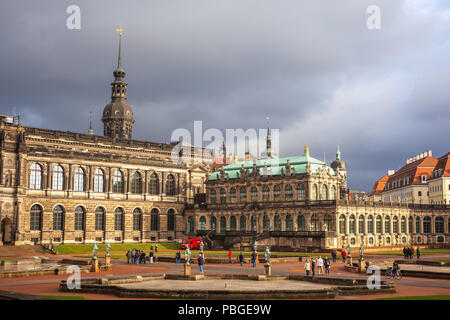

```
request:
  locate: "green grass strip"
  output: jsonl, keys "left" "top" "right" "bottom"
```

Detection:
{"left": 374, "top": 295, "right": 450, "bottom": 300}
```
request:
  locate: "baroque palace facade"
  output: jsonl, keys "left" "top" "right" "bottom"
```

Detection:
{"left": 0, "top": 33, "right": 211, "bottom": 246}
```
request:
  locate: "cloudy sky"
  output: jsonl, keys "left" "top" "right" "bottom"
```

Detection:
{"left": 0, "top": 0, "right": 449, "bottom": 191}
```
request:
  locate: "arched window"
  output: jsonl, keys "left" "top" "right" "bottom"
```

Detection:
{"left": 211, "top": 216, "right": 216, "bottom": 230}
{"left": 339, "top": 215, "right": 346, "bottom": 234}
{"left": 437, "top": 236, "right": 444, "bottom": 243}
{"left": 274, "top": 215, "right": 282, "bottom": 231}
{"left": 131, "top": 172, "right": 142, "bottom": 194}
{"left": 167, "top": 209, "right": 175, "bottom": 231}
{"left": 358, "top": 215, "right": 364, "bottom": 234}
{"left": 199, "top": 216, "right": 206, "bottom": 230}
{"left": 311, "top": 184, "right": 318, "bottom": 200}
{"left": 393, "top": 216, "right": 399, "bottom": 234}
{"left": 230, "top": 188, "right": 236, "bottom": 203}
{"left": 30, "top": 163, "right": 42, "bottom": 190}
{"left": 95, "top": 207, "right": 105, "bottom": 231}
{"left": 285, "top": 185, "right": 293, "bottom": 199}
{"left": 416, "top": 217, "right": 421, "bottom": 233}
{"left": 30, "top": 204, "right": 42, "bottom": 230}
{"left": 273, "top": 185, "right": 281, "bottom": 200}
{"left": 298, "top": 215, "right": 306, "bottom": 231}
{"left": 133, "top": 208, "right": 142, "bottom": 231}
{"left": 349, "top": 214, "right": 356, "bottom": 234}
{"left": 376, "top": 216, "right": 382, "bottom": 234}
{"left": 53, "top": 205, "right": 64, "bottom": 230}
{"left": 166, "top": 174, "right": 176, "bottom": 196}
{"left": 423, "top": 216, "right": 431, "bottom": 234}
{"left": 408, "top": 216, "right": 413, "bottom": 234}
{"left": 262, "top": 186, "right": 270, "bottom": 201}
{"left": 251, "top": 187, "right": 258, "bottom": 201}
{"left": 151, "top": 208, "right": 159, "bottom": 231}
{"left": 73, "top": 167, "right": 85, "bottom": 192}
{"left": 324, "top": 214, "right": 332, "bottom": 231}
{"left": 113, "top": 170, "right": 124, "bottom": 193}
{"left": 230, "top": 216, "right": 237, "bottom": 231}
{"left": 187, "top": 216, "right": 194, "bottom": 233}
{"left": 367, "top": 215, "right": 374, "bottom": 234}
{"left": 210, "top": 189, "right": 216, "bottom": 204}
{"left": 311, "top": 215, "right": 319, "bottom": 231}
{"left": 286, "top": 215, "right": 293, "bottom": 231}
{"left": 251, "top": 216, "right": 256, "bottom": 231}
{"left": 321, "top": 185, "right": 328, "bottom": 200}
{"left": 220, "top": 216, "right": 227, "bottom": 233}
{"left": 297, "top": 184, "right": 306, "bottom": 200}
{"left": 220, "top": 188, "right": 226, "bottom": 204}
{"left": 93, "top": 168, "right": 104, "bottom": 193}
{"left": 384, "top": 216, "right": 391, "bottom": 234}
{"left": 435, "top": 217, "right": 444, "bottom": 234}
{"left": 263, "top": 216, "right": 270, "bottom": 231}
{"left": 149, "top": 172, "right": 159, "bottom": 195}
{"left": 52, "top": 166, "right": 64, "bottom": 191}
{"left": 239, "top": 187, "right": 247, "bottom": 202}
{"left": 74, "top": 206, "right": 85, "bottom": 231}
{"left": 240, "top": 216, "right": 246, "bottom": 231}
{"left": 330, "top": 185, "right": 336, "bottom": 200}
{"left": 401, "top": 216, "right": 406, "bottom": 233}
{"left": 114, "top": 207, "right": 124, "bottom": 231}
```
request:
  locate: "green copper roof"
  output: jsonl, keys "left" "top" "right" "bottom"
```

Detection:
{"left": 208, "top": 155, "right": 335, "bottom": 181}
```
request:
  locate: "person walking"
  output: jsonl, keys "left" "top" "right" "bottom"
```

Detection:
{"left": 342, "top": 249, "right": 347, "bottom": 263}
{"left": 416, "top": 247, "right": 420, "bottom": 259}
{"left": 198, "top": 254, "right": 204, "bottom": 274}
{"left": 228, "top": 250, "right": 233, "bottom": 264}
{"left": 317, "top": 256, "right": 324, "bottom": 276}
{"left": 150, "top": 244, "right": 153, "bottom": 252}
{"left": 331, "top": 250, "right": 337, "bottom": 263}
{"left": 403, "top": 247, "right": 407, "bottom": 259}
{"left": 131, "top": 248, "right": 136, "bottom": 262}
{"left": 311, "top": 258, "right": 316, "bottom": 276}
{"left": 126, "top": 250, "right": 131, "bottom": 264}
{"left": 141, "top": 251, "right": 146, "bottom": 264}
{"left": 411, "top": 247, "right": 415, "bottom": 259}
{"left": 149, "top": 250, "right": 154, "bottom": 264}
{"left": 134, "top": 250, "right": 139, "bottom": 264}
{"left": 175, "top": 251, "right": 181, "bottom": 265}
{"left": 155, "top": 244, "right": 158, "bottom": 254}
{"left": 304, "top": 259, "right": 311, "bottom": 276}
{"left": 324, "top": 257, "right": 331, "bottom": 275}
{"left": 251, "top": 251, "right": 257, "bottom": 268}
{"left": 239, "top": 252, "right": 244, "bottom": 266}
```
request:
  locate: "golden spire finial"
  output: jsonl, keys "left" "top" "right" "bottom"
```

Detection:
{"left": 116, "top": 26, "right": 123, "bottom": 36}
{"left": 304, "top": 144, "right": 309, "bottom": 156}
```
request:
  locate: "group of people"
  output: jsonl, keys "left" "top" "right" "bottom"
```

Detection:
{"left": 303, "top": 256, "right": 331, "bottom": 276}
{"left": 403, "top": 247, "right": 420, "bottom": 259}
{"left": 126, "top": 248, "right": 157, "bottom": 264}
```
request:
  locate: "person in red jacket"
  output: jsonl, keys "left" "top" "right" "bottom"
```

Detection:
{"left": 228, "top": 250, "right": 233, "bottom": 264}
{"left": 341, "top": 249, "right": 347, "bottom": 263}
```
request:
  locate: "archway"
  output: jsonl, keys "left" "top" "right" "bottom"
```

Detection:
{"left": 1, "top": 218, "right": 13, "bottom": 244}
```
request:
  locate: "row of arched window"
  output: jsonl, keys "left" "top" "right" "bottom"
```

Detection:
{"left": 187, "top": 214, "right": 333, "bottom": 233}
{"left": 209, "top": 183, "right": 337, "bottom": 204}
{"left": 29, "top": 163, "right": 178, "bottom": 195}
{"left": 29, "top": 204, "right": 176, "bottom": 232}
{"left": 338, "top": 214, "right": 448, "bottom": 235}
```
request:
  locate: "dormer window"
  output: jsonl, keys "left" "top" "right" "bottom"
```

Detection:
{"left": 421, "top": 175, "right": 427, "bottom": 183}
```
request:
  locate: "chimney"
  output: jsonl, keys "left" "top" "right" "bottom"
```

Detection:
{"left": 245, "top": 151, "right": 250, "bottom": 162}
{"left": 388, "top": 170, "right": 395, "bottom": 175}
{"left": 428, "top": 149, "right": 432, "bottom": 157}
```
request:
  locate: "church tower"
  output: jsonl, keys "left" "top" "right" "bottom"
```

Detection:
{"left": 102, "top": 27, "right": 135, "bottom": 139}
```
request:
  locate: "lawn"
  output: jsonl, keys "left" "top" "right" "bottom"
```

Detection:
{"left": 55, "top": 243, "right": 180, "bottom": 254}
{"left": 0, "top": 258, "right": 18, "bottom": 261}
{"left": 374, "top": 295, "right": 450, "bottom": 300}
{"left": 41, "top": 295, "right": 86, "bottom": 300}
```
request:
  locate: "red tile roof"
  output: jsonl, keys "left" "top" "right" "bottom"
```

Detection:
{"left": 429, "top": 152, "right": 450, "bottom": 179}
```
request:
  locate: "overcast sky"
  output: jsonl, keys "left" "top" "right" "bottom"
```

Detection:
{"left": 0, "top": 0, "right": 449, "bottom": 191}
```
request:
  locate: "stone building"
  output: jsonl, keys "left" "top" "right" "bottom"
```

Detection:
{"left": 0, "top": 33, "right": 211, "bottom": 246}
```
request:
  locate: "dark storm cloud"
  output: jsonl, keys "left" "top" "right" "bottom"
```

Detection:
{"left": 0, "top": 0, "right": 449, "bottom": 191}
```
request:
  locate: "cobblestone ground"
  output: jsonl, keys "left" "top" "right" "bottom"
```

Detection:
{"left": 0, "top": 250, "right": 449, "bottom": 300}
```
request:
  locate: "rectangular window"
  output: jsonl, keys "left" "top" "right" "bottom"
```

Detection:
{"left": 418, "top": 191, "right": 422, "bottom": 197}
{"left": 75, "top": 237, "right": 82, "bottom": 242}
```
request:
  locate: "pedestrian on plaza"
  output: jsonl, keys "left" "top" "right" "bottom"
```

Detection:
{"left": 131, "top": 248, "right": 136, "bottom": 261}
{"left": 251, "top": 251, "right": 257, "bottom": 268}
{"left": 324, "top": 257, "right": 331, "bottom": 275}
{"left": 155, "top": 244, "right": 158, "bottom": 254}
{"left": 134, "top": 250, "right": 139, "bottom": 264}
{"left": 198, "top": 254, "right": 204, "bottom": 274}
{"left": 304, "top": 259, "right": 311, "bottom": 276}
{"left": 331, "top": 249, "right": 337, "bottom": 263}
{"left": 311, "top": 258, "right": 316, "bottom": 276}
{"left": 150, "top": 244, "right": 153, "bottom": 252}
{"left": 317, "top": 256, "right": 324, "bottom": 276}
{"left": 408, "top": 247, "right": 413, "bottom": 259}
{"left": 141, "top": 251, "right": 146, "bottom": 264}
{"left": 416, "top": 247, "right": 420, "bottom": 259}
{"left": 175, "top": 251, "right": 181, "bottom": 264}
{"left": 411, "top": 247, "right": 415, "bottom": 259}
{"left": 239, "top": 252, "right": 244, "bottom": 266}
{"left": 126, "top": 250, "right": 131, "bottom": 264}
{"left": 403, "top": 247, "right": 407, "bottom": 259}
{"left": 150, "top": 250, "right": 154, "bottom": 264}
{"left": 228, "top": 250, "right": 233, "bottom": 264}
{"left": 342, "top": 249, "right": 347, "bottom": 263}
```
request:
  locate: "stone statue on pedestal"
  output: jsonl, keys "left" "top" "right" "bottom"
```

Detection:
{"left": 264, "top": 247, "right": 271, "bottom": 266}
{"left": 252, "top": 240, "right": 258, "bottom": 252}
{"left": 359, "top": 244, "right": 364, "bottom": 260}
{"left": 92, "top": 244, "right": 98, "bottom": 260}
{"left": 184, "top": 247, "right": 191, "bottom": 265}
{"left": 199, "top": 240, "right": 204, "bottom": 253}
{"left": 106, "top": 243, "right": 111, "bottom": 257}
